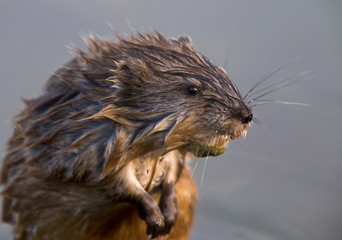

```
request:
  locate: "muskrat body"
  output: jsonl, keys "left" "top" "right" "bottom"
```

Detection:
{"left": 1, "top": 31, "right": 252, "bottom": 239}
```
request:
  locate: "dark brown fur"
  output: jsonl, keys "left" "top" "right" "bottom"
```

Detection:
{"left": 1, "top": 31, "right": 252, "bottom": 239}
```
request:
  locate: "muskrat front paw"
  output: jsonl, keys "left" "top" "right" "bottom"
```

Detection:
{"left": 145, "top": 212, "right": 165, "bottom": 239}
{"left": 136, "top": 195, "right": 165, "bottom": 239}
{"left": 158, "top": 182, "right": 178, "bottom": 235}
{"left": 159, "top": 193, "right": 177, "bottom": 235}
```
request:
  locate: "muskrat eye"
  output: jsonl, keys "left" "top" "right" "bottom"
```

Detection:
{"left": 188, "top": 86, "right": 199, "bottom": 94}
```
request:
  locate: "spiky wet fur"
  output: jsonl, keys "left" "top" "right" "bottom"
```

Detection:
{"left": 1, "top": 31, "right": 252, "bottom": 239}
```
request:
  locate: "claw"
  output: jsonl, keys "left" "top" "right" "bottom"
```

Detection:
{"left": 136, "top": 193, "right": 165, "bottom": 239}
{"left": 146, "top": 216, "right": 165, "bottom": 238}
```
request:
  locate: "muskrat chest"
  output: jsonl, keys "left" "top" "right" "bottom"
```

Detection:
{"left": 133, "top": 151, "right": 185, "bottom": 192}
{"left": 133, "top": 156, "right": 167, "bottom": 191}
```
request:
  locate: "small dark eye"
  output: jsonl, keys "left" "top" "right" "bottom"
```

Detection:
{"left": 188, "top": 86, "right": 199, "bottom": 94}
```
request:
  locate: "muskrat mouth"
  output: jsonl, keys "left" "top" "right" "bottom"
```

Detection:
{"left": 191, "top": 130, "right": 247, "bottom": 157}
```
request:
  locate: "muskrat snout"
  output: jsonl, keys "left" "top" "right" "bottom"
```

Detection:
{"left": 241, "top": 113, "right": 253, "bottom": 124}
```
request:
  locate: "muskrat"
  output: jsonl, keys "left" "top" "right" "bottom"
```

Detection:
{"left": 1, "top": 31, "right": 253, "bottom": 240}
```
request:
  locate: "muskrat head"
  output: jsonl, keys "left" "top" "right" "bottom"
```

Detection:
{"left": 159, "top": 56, "right": 254, "bottom": 157}
{"left": 81, "top": 32, "right": 253, "bottom": 158}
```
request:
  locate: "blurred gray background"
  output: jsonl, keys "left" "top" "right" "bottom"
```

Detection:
{"left": 1, "top": 0, "right": 341, "bottom": 239}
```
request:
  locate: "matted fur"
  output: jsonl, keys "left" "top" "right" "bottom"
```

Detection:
{"left": 1, "top": 31, "right": 252, "bottom": 239}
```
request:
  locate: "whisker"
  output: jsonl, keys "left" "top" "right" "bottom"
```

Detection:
{"left": 251, "top": 115, "right": 264, "bottom": 128}
{"left": 188, "top": 126, "right": 213, "bottom": 187}
{"left": 223, "top": 44, "right": 232, "bottom": 70}
{"left": 244, "top": 64, "right": 290, "bottom": 100}
{"left": 246, "top": 71, "right": 310, "bottom": 100}
{"left": 188, "top": 147, "right": 200, "bottom": 187}
{"left": 200, "top": 126, "right": 224, "bottom": 186}
{"left": 244, "top": 55, "right": 304, "bottom": 100}
{"left": 250, "top": 100, "right": 310, "bottom": 107}
{"left": 198, "top": 130, "right": 215, "bottom": 186}
{"left": 248, "top": 76, "right": 310, "bottom": 103}
{"left": 189, "top": 156, "right": 200, "bottom": 187}
{"left": 200, "top": 149, "right": 210, "bottom": 186}
{"left": 214, "top": 131, "right": 221, "bottom": 153}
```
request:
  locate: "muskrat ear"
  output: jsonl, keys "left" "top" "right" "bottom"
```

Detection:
{"left": 178, "top": 35, "right": 193, "bottom": 48}
{"left": 116, "top": 59, "right": 152, "bottom": 81}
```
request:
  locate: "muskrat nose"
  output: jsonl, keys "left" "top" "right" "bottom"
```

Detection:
{"left": 241, "top": 113, "right": 253, "bottom": 124}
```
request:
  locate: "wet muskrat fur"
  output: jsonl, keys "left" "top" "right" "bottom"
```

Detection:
{"left": 1, "top": 31, "right": 253, "bottom": 239}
